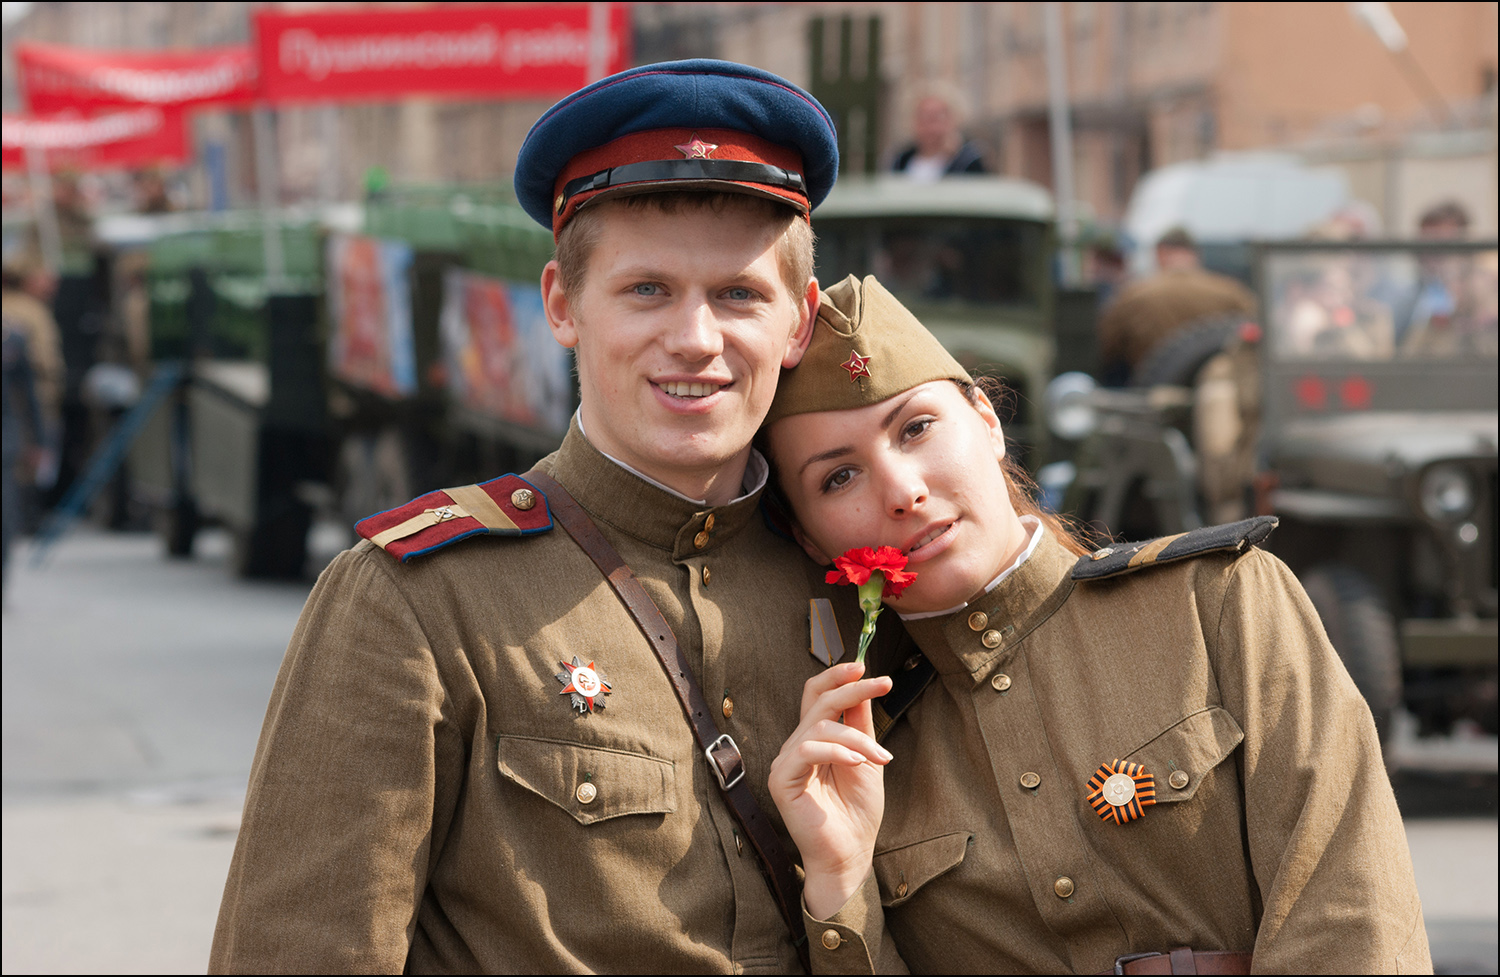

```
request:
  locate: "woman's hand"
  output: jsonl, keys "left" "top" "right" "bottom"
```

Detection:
{"left": 769, "top": 661, "right": 894, "bottom": 919}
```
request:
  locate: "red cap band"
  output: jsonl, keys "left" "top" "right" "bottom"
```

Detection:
{"left": 550, "top": 127, "right": 807, "bottom": 238}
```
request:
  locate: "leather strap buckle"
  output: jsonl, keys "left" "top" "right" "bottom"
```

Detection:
{"left": 1115, "top": 952, "right": 1163, "bottom": 974}
{"left": 704, "top": 733, "right": 746, "bottom": 791}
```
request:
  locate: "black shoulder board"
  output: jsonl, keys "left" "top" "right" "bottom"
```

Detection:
{"left": 1072, "top": 515, "right": 1278, "bottom": 582}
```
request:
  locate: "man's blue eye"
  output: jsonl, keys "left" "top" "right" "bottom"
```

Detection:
{"left": 725, "top": 287, "right": 752, "bottom": 300}
{"left": 634, "top": 283, "right": 661, "bottom": 296}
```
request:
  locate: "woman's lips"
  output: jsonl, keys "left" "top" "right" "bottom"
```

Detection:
{"left": 903, "top": 520, "right": 958, "bottom": 564}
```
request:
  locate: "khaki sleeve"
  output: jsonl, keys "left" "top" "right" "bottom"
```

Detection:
{"left": 210, "top": 548, "right": 460, "bottom": 973}
{"left": 804, "top": 871, "right": 910, "bottom": 974}
{"left": 1215, "top": 550, "right": 1432, "bottom": 974}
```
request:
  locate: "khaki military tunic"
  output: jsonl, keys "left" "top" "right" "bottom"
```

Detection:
{"left": 1099, "top": 268, "right": 1256, "bottom": 372}
{"left": 212, "top": 423, "right": 846, "bottom": 973}
{"left": 810, "top": 531, "right": 1430, "bottom": 974}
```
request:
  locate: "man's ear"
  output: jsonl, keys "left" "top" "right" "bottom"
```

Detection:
{"left": 971, "top": 385, "right": 1007, "bottom": 461}
{"left": 541, "top": 261, "right": 580, "bottom": 348}
{"left": 782, "top": 277, "right": 819, "bottom": 368}
{"left": 791, "top": 522, "right": 833, "bottom": 566}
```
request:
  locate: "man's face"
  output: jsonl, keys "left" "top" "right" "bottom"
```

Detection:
{"left": 543, "top": 199, "right": 815, "bottom": 498}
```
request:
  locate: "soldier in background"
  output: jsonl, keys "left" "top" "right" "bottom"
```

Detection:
{"left": 1098, "top": 227, "right": 1256, "bottom": 384}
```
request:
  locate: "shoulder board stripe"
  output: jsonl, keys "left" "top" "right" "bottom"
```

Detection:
{"left": 356, "top": 473, "right": 553, "bottom": 562}
{"left": 1073, "top": 516, "right": 1278, "bottom": 581}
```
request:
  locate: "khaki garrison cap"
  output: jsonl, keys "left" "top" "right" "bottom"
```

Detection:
{"left": 765, "top": 274, "right": 971, "bottom": 426}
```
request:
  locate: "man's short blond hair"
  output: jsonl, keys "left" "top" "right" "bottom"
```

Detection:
{"left": 554, "top": 192, "right": 815, "bottom": 300}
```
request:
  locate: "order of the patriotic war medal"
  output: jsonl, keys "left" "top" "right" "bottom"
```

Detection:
{"left": 556, "top": 656, "right": 613, "bottom": 714}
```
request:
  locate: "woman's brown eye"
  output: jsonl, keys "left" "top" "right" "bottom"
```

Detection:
{"left": 824, "top": 468, "right": 852, "bottom": 491}
{"left": 905, "top": 419, "right": 931, "bottom": 440}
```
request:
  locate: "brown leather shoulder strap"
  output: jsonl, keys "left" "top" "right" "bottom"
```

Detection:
{"left": 523, "top": 470, "right": 809, "bottom": 969}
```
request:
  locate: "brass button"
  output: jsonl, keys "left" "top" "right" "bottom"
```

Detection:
{"left": 821, "top": 928, "right": 842, "bottom": 950}
{"left": 903, "top": 655, "right": 922, "bottom": 671}
{"left": 1091, "top": 546, "right": 1113, "bottom": 561}
{"left": 981, "top": 629, "right": 1003, "bottom": 649}
{"left": 576, "top": 782, "right": 597, "bottom": 804}
{"left": 1054, "top": 876, "right": 1075, "bottom": 899}
{"left": 1019, "top": 771, "right": 1041, "bottom": 789}
{"left": 694, "top": 531, "right": 709, "bottom": 549}
{"left": 704, "top": 513, "right": 716, "bottom": 531}
{"left": 990, "top": 673, "right": 1012, "bottom": 692}
{"left": 1169, "top": 769, "right": 1190, "bottom": 790}
{"left": 554, "top": 193, "right": 566, "bottom": 213}
{"left": 722, "top": 695, "right": 734, "bottom": 719}
{"left": 510, "top": 488, "right": 535, "bottom": 510}
{"left": 734, "top": 831, "right": 743, "bottom": 855}
{"left": 894, "top": 880, "right": 909, "bottom": 898}
{"left": 702, "top": 565, "right": 711, "bottom": 585}
{"left": 967, "top": 610, "right": 988, "bottom": 631}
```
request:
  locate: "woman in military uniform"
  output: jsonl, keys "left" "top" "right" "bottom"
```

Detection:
{"left": 763, "top": 275, "right": 1430, "bottom": 974}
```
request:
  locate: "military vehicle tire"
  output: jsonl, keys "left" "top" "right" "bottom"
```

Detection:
{"left": 1131, "top": 315, "right": 1247, "bottom": 388}
{"left": 1301, "top": 564, "right": 1403, "bottom": 744}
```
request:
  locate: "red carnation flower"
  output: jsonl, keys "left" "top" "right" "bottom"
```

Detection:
{"left": 826, "top": 546, "right": 920, "bottom": 663}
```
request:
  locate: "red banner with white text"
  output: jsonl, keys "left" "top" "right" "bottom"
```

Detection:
{"left": 17, "top": 43, "right": 257, "bottom": 114}
{"left": 1, "top": 107, "right": 190, "bottom": 171}
{"left": 254, "top": 3, "right": 631, "bottom": 104}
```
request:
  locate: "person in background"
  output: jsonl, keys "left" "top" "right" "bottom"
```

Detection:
{"left": 1, "top": 251, "right": 63, "bottom": 496}
{"left": 892, "top": 82, "right": 986, "bottom": 181}
{"left": 1396, "top": 199, "right": 1472, "bottom": 347}
{"left": 1097, "top": 227, "right": 1255, "bottom": 384}
{"left": 2, "top": 329, "right": 43, "bottom": 593}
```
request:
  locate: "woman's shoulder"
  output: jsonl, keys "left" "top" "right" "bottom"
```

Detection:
{"left": 1068, "top": 516, "right": 1279, "bottom": 586}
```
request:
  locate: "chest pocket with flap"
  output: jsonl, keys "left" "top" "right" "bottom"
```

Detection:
{"left": 497, "top": 734, "right": 677, "bottom": 826}
{"left": 1124, "top": 705, "right": 1244, "bottom": 803}
{"left": 872, "top": 831, "right": 972, "bottom": 907}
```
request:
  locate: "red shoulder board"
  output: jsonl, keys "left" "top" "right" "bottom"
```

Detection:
{"left": 355, "top": 474, "right": 553, "bottom": 563}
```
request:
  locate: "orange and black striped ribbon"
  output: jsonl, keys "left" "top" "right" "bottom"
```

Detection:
{"left": 1085, "top": 759, "right": 1157, "bottom": 825}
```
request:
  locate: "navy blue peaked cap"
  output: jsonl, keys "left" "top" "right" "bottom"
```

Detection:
{"left": 515, "top": 59, "right": 839, "bottom": 234}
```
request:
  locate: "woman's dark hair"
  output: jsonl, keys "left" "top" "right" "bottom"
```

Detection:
{"left": 757, "top": 377, "right": 1095, "bottom": 558}
{"left": 959, "top": 378, "right": 1093, "bottom": 557}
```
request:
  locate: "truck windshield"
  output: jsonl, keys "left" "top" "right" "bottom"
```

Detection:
{"left": 1265, "top": 246, "right": 1499, "bottom": 362}
{"left": 814, "top": 217, "right": 1046, "bottom": 311}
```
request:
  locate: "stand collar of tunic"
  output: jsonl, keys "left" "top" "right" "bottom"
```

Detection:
{"left": 550, "top": 415, "right": 766, "bottom": 559}
{"left": 900, "top": 530, "right": 1076, "bottom": 679}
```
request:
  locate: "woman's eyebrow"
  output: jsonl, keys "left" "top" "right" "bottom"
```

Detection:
{"left": 795, "top": 392, "right": 926, "bottom": 477}
{"left": 798, "top": 445, "right": 854, "bottom": 477}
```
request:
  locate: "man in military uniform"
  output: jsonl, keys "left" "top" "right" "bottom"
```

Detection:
{"left": 210, "top": 61, "right": 862, "bottom": 973}
{"left": 1098, "top": 227, "right": 1256, "bottom": 383}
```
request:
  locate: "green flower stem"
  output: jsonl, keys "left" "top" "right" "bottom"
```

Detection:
{"left": 854, "top": 575, "right": 886, "bottom": 664}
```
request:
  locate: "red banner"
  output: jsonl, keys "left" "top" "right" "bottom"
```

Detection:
{"left": 1, "top": 107, "right": 190, "bottom": 171}
{"left": 17, "top": 42, "right": 257, "bottom": 114}
{"left": 254, "top": 3, "right": 631, "bottom": 104}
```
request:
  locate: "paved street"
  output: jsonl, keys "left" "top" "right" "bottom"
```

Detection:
{"left": 3, "top": 526, "right": 1497, "bottom": 974}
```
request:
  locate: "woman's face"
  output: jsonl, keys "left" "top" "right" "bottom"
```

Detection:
{"left": 767, "top": 380, "right": 1028, "bottom": 614}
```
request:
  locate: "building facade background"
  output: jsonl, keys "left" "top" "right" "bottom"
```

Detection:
{"left": 3, "top": 1, "right": 1496, "bottom": 236}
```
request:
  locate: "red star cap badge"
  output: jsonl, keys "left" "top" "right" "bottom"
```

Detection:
{"left": 841, "top": 350, "right": 872, "bottom": 382}
{"left": 675, "top": 133, "right": 719, "bottom": 159}
{"left": 556, "top": 656, "right": 613, "bottom": 714}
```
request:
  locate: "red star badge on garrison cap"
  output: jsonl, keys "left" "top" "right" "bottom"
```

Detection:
{"left": 675, "top": 133, "right": 719, "bottom": 159}
{"left": 842, "top": 350, "right": 872, "bottom": 382}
